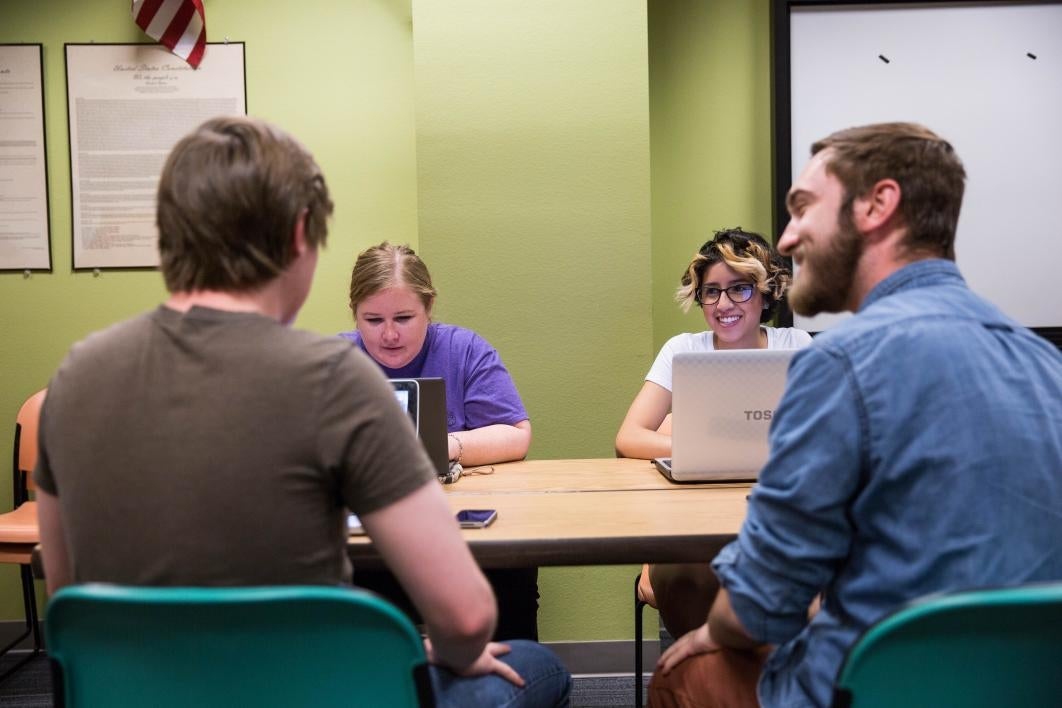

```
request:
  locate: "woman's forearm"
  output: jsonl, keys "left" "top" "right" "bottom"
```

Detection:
{"left": 449, "top": 420, "right": 531, "bottom": 466}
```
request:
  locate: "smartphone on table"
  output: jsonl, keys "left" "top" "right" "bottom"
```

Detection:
{"left": 350, "top": 509, "right": 497, "bottom": 533}
{"left": 456, "top": 509, "right": 498, "bottom": 529}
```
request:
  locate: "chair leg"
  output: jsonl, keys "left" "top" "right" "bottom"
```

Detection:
{"left": 634, "top": 573, "right": 647, "bottom": 708}
{"left": 0, "top": 564, "right": 43, "bottom": 685}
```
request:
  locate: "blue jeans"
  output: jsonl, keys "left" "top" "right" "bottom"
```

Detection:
{"left": 430, "top": 639, "right": 571, "bottom": 707}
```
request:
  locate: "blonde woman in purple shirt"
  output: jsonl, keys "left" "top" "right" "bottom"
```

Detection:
{"left": 340, "top": 241, "right": 539, "bottom": 641}
{"left": 340, "top": 242, "right": 530, "bottom": 466}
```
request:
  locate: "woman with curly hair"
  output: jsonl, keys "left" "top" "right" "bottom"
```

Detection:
{"left": 616, "top": 227, "right": 812, "bottom": 638}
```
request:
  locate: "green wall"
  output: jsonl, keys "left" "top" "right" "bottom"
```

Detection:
{"left": 0, "top": 0, "right": 773, "bottom": 643}
{"left": 412, "top": 0, "right": 652, "bottom": 641}
{"left": 649, "top": 0, "right": 774, "bottom": 350}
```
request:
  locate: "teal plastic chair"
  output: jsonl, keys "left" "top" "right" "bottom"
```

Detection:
{"left": 45, "top": 584, "right": 434, "bottom": 707}
{"left": 833, "top": 582, "right": 1062, "bottom": 707}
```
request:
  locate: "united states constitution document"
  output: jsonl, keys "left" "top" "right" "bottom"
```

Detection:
{"left": 65, "top": 43, "right": 245, "bottom": 269}
{"left": 0, "top": 44, "right": 51, "bottom": 271}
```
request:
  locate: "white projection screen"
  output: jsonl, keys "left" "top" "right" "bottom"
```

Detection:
{"left": 773, "top": 1, "right": 1062, "bottom": 345}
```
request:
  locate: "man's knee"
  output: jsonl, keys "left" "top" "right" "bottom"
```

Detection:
{"left": 649, "top": 648, "right": 764, "bottom": 708}
{"left": 499, "top": 640, "right": 572, "bottom": 706}
{"left": 650, "top": 563, "right": 722, "bottom": 638}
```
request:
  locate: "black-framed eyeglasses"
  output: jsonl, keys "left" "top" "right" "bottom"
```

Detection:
{"left": 696, "top": 283, "right": 756, "bottom": 306}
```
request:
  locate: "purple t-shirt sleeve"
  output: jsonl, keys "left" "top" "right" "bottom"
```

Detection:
{"left": 456, "top": 332, "right": 528, "bottom": 431}
{"left": 420, "top": 324, "right": 525, "bottom": 432}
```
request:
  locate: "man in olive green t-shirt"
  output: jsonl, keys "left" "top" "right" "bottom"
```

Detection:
{"left": 35, "top": 116, "right": 570, "bottom": 707}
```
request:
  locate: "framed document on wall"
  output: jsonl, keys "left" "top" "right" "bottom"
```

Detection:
{"left": 65, "top": 42, "right": 246, "bottom": 270}
{"left": 0, "top": 44, "right": 52, "bottom": 271}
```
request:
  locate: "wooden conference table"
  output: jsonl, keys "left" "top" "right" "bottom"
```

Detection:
{"left": 348, "top": 458, "right": 752, "bottom": 569}
{"left": 15, "top": 459, "right": 750, "bottom": 575}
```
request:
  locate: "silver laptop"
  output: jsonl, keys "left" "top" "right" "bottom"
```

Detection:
{"left": 654, "top": 349, "right": 795, "bottom": 482}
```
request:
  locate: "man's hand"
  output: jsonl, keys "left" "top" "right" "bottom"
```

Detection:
{"left": 656, "top": 622, "right": 720, "bottom": 675}
{"left": 808, "top": 593, "right": 822, "bottom": 620}
{"left": 637, "top": 563, "right": 658, "bottom": 608}
{"left": 424, "top": 639, "right": 526, "bottom": 687}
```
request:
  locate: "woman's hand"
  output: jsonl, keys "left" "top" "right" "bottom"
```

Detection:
{"left": 656, "top": 622, "right": 720, "bottom": 675}
{"left": 424, "top": 639, "right": 526, "bottom": 687}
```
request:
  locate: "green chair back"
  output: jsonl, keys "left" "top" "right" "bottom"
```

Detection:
{"left": 833, "top": 582, "right": 1062, "bottom": 707}
{"left": 45, "top": 584, "right": 433, "bottom": 708}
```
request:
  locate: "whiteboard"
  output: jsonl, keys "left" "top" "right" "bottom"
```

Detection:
{"left": 779, "top": 1, "right": 1062, "bottom": 333}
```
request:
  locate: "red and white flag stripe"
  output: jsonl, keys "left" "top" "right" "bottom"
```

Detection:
{"left": 131, "top": 0, "right": 207, "bottom": 69}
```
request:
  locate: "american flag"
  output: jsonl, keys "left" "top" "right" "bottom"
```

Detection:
{"left": 131, "top": 0, "right": 207, "bottom": 69}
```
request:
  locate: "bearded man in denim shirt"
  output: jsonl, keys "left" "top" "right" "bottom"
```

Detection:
{"left": 650, "top": 123, "right": 1062, "bottom": 708}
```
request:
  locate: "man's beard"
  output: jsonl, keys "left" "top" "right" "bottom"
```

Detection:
{"left": 788, "top": 209, "right": 863, "bottom": 317}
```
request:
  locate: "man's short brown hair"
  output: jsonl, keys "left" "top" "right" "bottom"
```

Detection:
{"left": 812, "top": 122, "right": 966, "bottom": 260}
{"left": 157, "top": 116, "right": 334, "bottom": 292}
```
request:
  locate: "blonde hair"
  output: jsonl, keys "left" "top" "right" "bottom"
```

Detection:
{"left": 348, "top": 242, "right": 437, "bottom": 315}
{"left": 675, "top": 228, "right": 792, "bottom": 323}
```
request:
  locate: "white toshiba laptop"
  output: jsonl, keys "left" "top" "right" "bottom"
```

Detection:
{"left": 654, "top": 349, "right": 796, "bottom": 482}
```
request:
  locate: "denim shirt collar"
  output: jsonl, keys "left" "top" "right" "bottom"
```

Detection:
{"left": 859, "top": 258, "right": 964, "bottom": 312}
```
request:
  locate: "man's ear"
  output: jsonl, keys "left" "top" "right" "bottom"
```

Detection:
{"left": 853, "top": 178, "right": 901, "bottom": 234}
{"left": 292, "top": 208, "right": 310, "bottom": 256}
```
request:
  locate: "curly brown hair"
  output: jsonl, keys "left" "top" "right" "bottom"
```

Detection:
{"left": 676, "top": 228, "right": 791, "bottom": 323}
